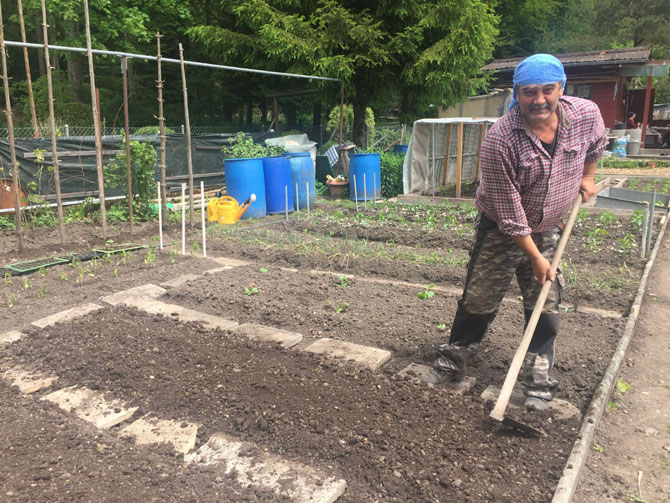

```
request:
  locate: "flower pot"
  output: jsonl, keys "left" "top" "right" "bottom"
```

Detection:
{"left": 649, "top": 161, "right": 656, "bottom": 170}
{"left": 327, "top": 180, "right": 348, "bottom": 198}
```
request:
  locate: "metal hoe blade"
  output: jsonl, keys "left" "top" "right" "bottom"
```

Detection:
{"left": 501, "top": 415, "right": 546, "bottom": 437}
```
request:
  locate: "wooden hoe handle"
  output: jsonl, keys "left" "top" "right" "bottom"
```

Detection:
{"left": 490, "top": 196, "right": 583, "bottom": 422}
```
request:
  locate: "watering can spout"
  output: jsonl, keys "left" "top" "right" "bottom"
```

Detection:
{"left": 237, "top": 193, "right": 256, "bottom": 220}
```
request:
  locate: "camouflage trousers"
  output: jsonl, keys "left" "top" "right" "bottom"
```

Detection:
{"left": 434, "top": 213, "right": 562, "bottom": 400}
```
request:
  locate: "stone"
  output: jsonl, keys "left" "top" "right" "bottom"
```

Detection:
{"left": 42, "top": 386, "right": 138, "bottom": 429}
{"left": 120, "top": 414, "right": 199, "bottom": 455}
{"left": 0, "top": 330, "right": 23, "bottom": 345}
{"left": 397, "top": 363, "right": 476, "bottom": 395}
{"left": 100, "top": 284, "right": 166, "bottom": 306}
{"left": 234, "top": 323, "right": 303, "bottom": 348}
{"left": 160, "top": 275, "right": 201, "bottom": 289}
{"left": 32, "top": 303, "right": 103, "bottom": 329}
{"left": 209, "top": 257, "right": 250, "bottom": 267}
{"left": 203, "top": 266, "right": 233, "bottom": 276}
{"left": 304, "top": 338, "right": 391, "bottom": 371}
{"left": 122, "top": 298, "right": 238, "bottom": 332}
{"left": 2, "top": 366, "right": 58, "bottom": 394}
{"left": 186, "top": 432, "right": 346, "bottom": 503}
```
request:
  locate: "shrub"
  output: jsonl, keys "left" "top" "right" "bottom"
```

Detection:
{"left": 134, "top": 125, "right": 177, "bottom": 135}
{"left": 379, "top": 151, "right": 404, "bottom": 198}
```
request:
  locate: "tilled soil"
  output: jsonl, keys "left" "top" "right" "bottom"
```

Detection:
{"left": 5, "top": 306, "right": 578, "bottom": 502}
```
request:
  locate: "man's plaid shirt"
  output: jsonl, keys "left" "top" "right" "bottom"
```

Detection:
{"left": 475, "top": 96, "right": 606, "bottom": 236}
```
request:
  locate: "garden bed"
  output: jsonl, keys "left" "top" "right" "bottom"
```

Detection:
{"left": 0, "top": 197, "right": 661, "bottom": 502}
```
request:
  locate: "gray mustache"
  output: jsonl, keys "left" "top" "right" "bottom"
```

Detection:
{"left": 529, "top": 103, "right": 551, "bottom": 111}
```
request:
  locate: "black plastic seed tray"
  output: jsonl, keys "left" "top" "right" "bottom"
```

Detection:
{"left": 4, "top": 256, "right": 69, "bottom": 274}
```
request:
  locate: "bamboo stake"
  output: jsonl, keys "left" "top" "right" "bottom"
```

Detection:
{"left": 156, "top": 32, "right": 167, "bottom": 227}
{"left": 179, "top": 43, "right": 194, "bottom": 227}
{"left": 0, "top": 4, "right": 24, "bottom": 252}
{"left": 40, "top": 0, "right": 65, "bottom": 245}
{"left": 17, "top": 0, "right": 39, "bottom": 137}
{"left": 441, "top": 124, "right": 452, "bottom": 186}
{"left": 455, "top": 122, "right": 463, "bottom": 198}
{"left": 338, "top": 83, "right": 344, "bottom": 172}
{"left": 474, "top": 123, "right": 486, "bottom": 182}
{"left": 121, "top": 56, "right": 133, "bottom": 232}
{"left": 83, "top": 0, "right": 107, "bottom": 239}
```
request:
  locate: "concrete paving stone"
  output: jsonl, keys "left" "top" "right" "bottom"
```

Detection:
{"left": 122, "top": 298, "right": 238, "bottom": 331}
{"left": 42, "top": 386, "right": 138, "bottom": 429}
{"left": 233, "top": 323, "right": 303, "bottom": 348}
{"left": 0, "top": 330, "right": 23, "bottom": 345}
{"left": 2, "top": 366, "right": 58, "bottom": 394}
{"left": 203, "top": 266, "right": 233, "bottom": 276}
{"left": 481, "top": 385, "right": 581, "bottom": 421}
{"left": 397, "top": 363, "right": 476, "bottom": 395}
{"left": 209, "top": 257, "right": 251, "bottom": 267}
{"left": 119, "top": 414, "right": 199, "bottom": 455}
{"left": 304, "top": 338, "right": 391, "bottom": 371}
{"left": 160, "top": 274, "right": 201, "bottom": 289}
{"left": 31, "top": 303, "right": 104, "bottom": 329}
{"left": 185, "top": 432, "right": 347, "bottom": 503}
{"left": 100, "top": 284, "right": 167, "bottom": 306}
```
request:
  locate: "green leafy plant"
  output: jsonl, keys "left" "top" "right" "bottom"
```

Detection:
{"left": 607, "top": 401, "right": 617, "bottom": 411}
{"left": 327, "top": 299, "right": 350, "bottom": 313}
{"left": 39, "top": 284, "right": 46, "bottom": 298}
{"left": 593, "top": 444, "right": 607, "bottom": 454}
{"left": 112, "top": 263, "right": 119, "bottom": 278}
{"left": 4, "top": 272, "right": 12, "bottom": 285}
{"left": 144, "top": 247, "right": 156, "bottom": 267}
{"left": 616, "top": 378, "right": 630, "bottom": 395}
{"left": 258, "top": 266, "right": 268, "bottom": 273}
{"left": 191, "top": 241, "right": 200, "bottom": 254}
{"left": 60, "top": 272, "right": 68, "bottom": 281}
{"left": 222, "top": 132, "right": 286, "bottom": 158}
{"left": 618, "top": 233, "right": 636, "bottom": 254}
{"left": 417, "top": 283, "right": 435, "bottom": 300}
{"left": 585, "top": 228, "right": 609, "bottom": 253}
{"left": 596, "top": 211, "right": 617, "bottom": 227}
{"left": 437, "top": 323, "right": 447, "bottom": 331}
{"left": 23, "top": 278, "right": 32, "bottom": 290}
{"left": 244, "top": 286, "right": 259, "bottom": 296}
{"left": 7, "top": 293, "right": 17, "bottom": 308}
{"left": 576, "top": 208, "right": 590, "bottom": 226}
{"left": 334, "top": 275, "right": 351, "bottom": 287}
{"left": 168, "top": 249, "right": 178, "bottom": 264}
{"left": 630, "top": 210, "right": 644, "bottom": 232}
{"left": 38, "top": 266, "right": 47, "bottom": 277}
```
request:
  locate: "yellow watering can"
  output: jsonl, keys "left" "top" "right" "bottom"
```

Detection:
{"left": 214, "top": 194, "right": 256, "bottom": 225}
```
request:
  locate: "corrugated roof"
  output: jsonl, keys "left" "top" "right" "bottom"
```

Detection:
{"left": 482, "top": 47, "right": 651, "bottom": 72}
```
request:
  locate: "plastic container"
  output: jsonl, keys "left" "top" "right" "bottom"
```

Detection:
{"left": 223, "top": 158, "right": 266, "bottom": 219}
{"left": 626, "top": 128, "right": 642, "bottom": 141}
{"left": 285, "top": 152, "right": 315, "bottom": 210}
{"left": 206, "top": 198, "right": 219, "bottom": 222}
{"left": 627, "top": 140, "right": 641, "bottom": 156}
{"left": 393, "top": 144, "right": 409, "bottom": 154}
{"left": 349, "top": 153, "right": 381, "bottom": 201}
{"left": 262, "top": 156, "right": 294, "bottom": 214}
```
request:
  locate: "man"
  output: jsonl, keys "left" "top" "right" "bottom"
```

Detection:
{"left": 422, "top": 54, "right": 606, "bottom": 411}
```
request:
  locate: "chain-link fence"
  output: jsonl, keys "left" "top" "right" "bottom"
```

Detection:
{"left": 0, "top": 124, "right": 253, "bottom": 139}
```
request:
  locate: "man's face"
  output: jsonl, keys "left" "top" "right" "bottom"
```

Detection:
{"left": 517, "top": 82, "right": 563, "bottom": 125}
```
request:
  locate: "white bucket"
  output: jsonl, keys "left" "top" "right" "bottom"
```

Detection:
{"left": 612, "top": 129, "right": 626, "bottom": 138}
{"left": 626, "top": 128, "right": 642, "bottom": 141}
{"left": 627, "top": 141, "right": 641, "bottom": 156}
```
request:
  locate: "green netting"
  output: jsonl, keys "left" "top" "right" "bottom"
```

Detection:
{"left": 4, "top": 256, "right": 69, "bottom": 273}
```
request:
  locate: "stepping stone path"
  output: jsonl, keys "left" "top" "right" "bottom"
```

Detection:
{"left": 2, "top": 366, "right": 58, "bottom": 393}
{"left": 480, "top": 385, "right": 581, "bottom": 421}
{"left": 160, "top": 274, "right": 202, "bottom": 289}
{"left": 42, "top": 386, "right": 139, "bottom": 429}
{"left": 0, "top": 330, "right": 23, "bottom": 345}
{"left": 304, "top": 338, "right": 391, "bottom": 371}
{"left": 233, "top": 323, "right": 303, "bottom": 348}
{"left": 101, "top": 284, "right": 167, "bottom": 306}
{"left": 186, "top": 432, "right": 347, "bottom": 503}
{"left": 31, "top": 303, "right": 103, "bottom": 329}
{"left": 397, "top": 363, "right": 476, "bottom": 395}
{"left": 120, "top": 414, "right": 199, "bottom": 455}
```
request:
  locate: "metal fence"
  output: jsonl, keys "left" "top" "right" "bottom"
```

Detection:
{"left": 0, "top": 124, "right": 253, "bottom": 139}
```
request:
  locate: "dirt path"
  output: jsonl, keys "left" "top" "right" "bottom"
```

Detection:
{"left": 574, "top": 230, "right": 670, "bottom": 502}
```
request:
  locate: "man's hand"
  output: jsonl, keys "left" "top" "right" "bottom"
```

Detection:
{"left": 512, "top": 234, "right": 556, "bottom": 286}
{"left": 530, "top": 255, "right": 555, "bottom": 285}
{"left": 580, "top": 175, "right": 596, "bottom": 202}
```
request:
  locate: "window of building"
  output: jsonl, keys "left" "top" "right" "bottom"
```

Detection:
{"left": 565, "top": 83, "right": 594, "bottom": 100}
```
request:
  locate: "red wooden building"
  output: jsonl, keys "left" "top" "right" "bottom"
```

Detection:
{"left": 481, "top": 48, "right": 670, "bottom": 147}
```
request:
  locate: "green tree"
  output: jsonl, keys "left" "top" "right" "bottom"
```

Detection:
{"left": 188, "top": 0, "right": 498, "bottom": 147}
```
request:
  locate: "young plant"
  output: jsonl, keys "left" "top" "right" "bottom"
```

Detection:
{"left": 168, "top": 249, "right": 178, "bottom": 265}
{"left": 334, "top": 275, "right": 351, "bottom": 287}
{"left": 39, "top": 284, "right": 46, "bottom": 298}
{"left": 7, "top": 293, "right": 17, "bottom": 308}
{"left": 191, "top": 241, "right": 200, "bottom": 254}
{"left": 593, "top": 444, "right": 607, "bottom": 454}
{"left": 575, "top": 208, "right": 590, "bottom": 226}
{"left": 630, "top": 210, "right": 644, "bottom": 232}
{"left": 23, "top": 278, "right": 32, "bottom": 290}
{"left": 616, "top": 378, "right": 630, "bottom": 395}
{"left": 244, "top": 285, "right": 259, "bottom": 296}
{"left": 112, "top": 263, "right": 119, "bottom": 278}
{"left": 4, "top": 272, "right": 12, "bottom": 285}
{"left": 618, "top": 233, "right": 636, "bottom": 254}
{"left": 596, "top": 211, "right": 617, "bottom": 227}
{"left": 144, "top": 247, "right": 156, "bottom": 267}
{"left": 38, "top": 266, "right": 47, "bottom": 277}
{"left": 437, "top": 323, "right": 447, "bottom": 331}
{"left": 327, "top": 299, "right": 350, "bottom": 313}
{"left": 60, "top": 272, "right": 68, "bottom": 281}
{"left": 585, "top": 228, "right": 609, "bottom": 253}
{"left": 417, "top": 283, "right": 435, "bottom": 300}
{"left": 258, "top": 266, "right": 269, "bottom": 273}
{"left": 121, "top": 250, "right": 128, "bottom": 266}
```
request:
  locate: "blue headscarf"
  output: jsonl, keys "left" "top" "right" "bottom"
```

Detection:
{"left": 509, "top": 54, "right": 566, "bottom": 111}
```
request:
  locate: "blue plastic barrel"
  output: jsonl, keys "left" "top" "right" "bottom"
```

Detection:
{"left": 393, "top": 144, "right": 409, "bottom": 154}
{"left": 223, "top": 158, "right": 266, "bottom": 219}
{"left": 262, "top": 156, "right": 294, "bottom": 214}
{"left": 349, "top": 153, "right": 381, "bottom": 201}
{"left": 285, "top": 152, "right": 315, "bottom": 210}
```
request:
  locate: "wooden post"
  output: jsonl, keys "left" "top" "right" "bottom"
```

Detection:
{"left": 121, "top": 56, "right": 133, "bottom": 232}
{"left": 156, "top": 32, "right": 167, "bottom": 226}
{"left": 640, "top": 76, "right": 652, "bottom": 149}
{"left": 40, "top": 0, "right": 65, "bottom": 245}
{"left": 455, "top": 122, "right": 463, "bottom": 198}
{"left": 474, "top": 123, "right": 486, "bottom": 182}
{"left": 0, "top": 3, "right": 24, "bottom": 251}
{"left": 17, "top": 0, "right": 39, "bottom": 138}
{"left": 179, "top": 43, "right": 194, "bottom": 227}
{"left": 83, "top": 0, "right": 107, "bottom": 239}
{"left": 441, "top": 123, "right": 452, "bottom": 186}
